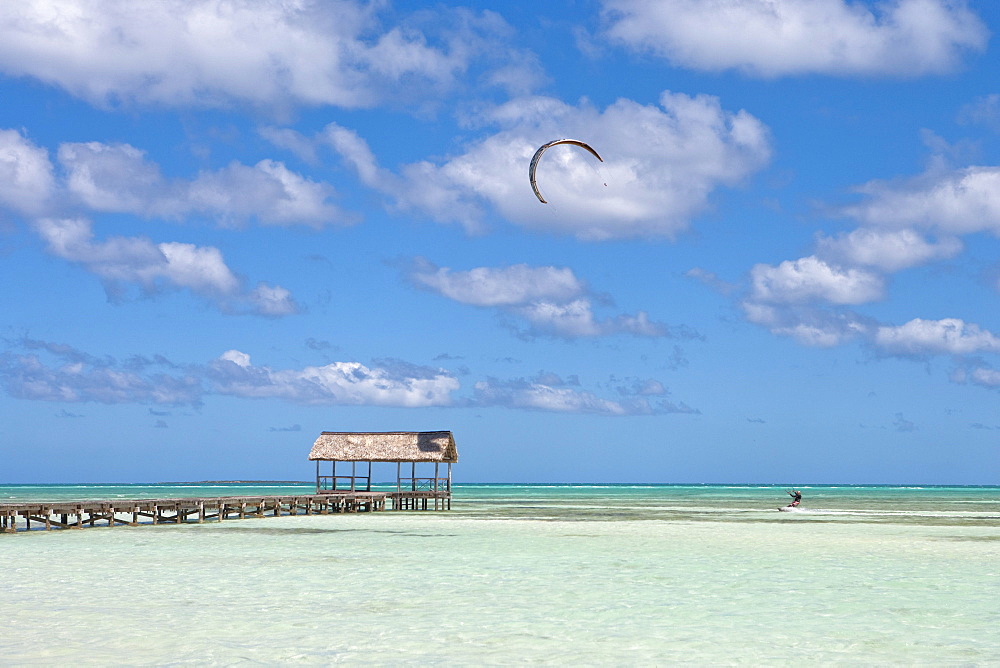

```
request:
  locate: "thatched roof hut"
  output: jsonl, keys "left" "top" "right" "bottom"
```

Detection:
{"left": 309, "top": 432, "right": 458, "bottom": 508}
{"left": 309, "top": 431, "right": 458, "bottom": 463}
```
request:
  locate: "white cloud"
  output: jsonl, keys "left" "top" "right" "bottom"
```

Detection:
{"left": 969, "top": 366, "right": 1000, "bottom": 387}
{"left": 327, "top": 92, "right": 771, "bottom": 240}
{"left": 958, "top": 94, "right": 1000, "bottom": 132}
{"left": 0, "top": 340, "right": 202, "bottom": 405}
{"left": 1, "top": 339, "right": 703, "bottom": 412}
{"left": 32, "top": 217, "right": 298, "bottom": 316}
{"left": 512, "top": 301, "right": 670, "bottom": 338}
{"left": 472, "top": 373, "right": 699, "bottom": 415}
{"left": 156, "top": 241, "right": 242, "bottom": 294}
{"left": 474, "top": 377, "right": 632, "bottom": 415}
{"left": 0, "top": 340, "right": 458, "bottom": 407}
{"left": 248, "top": 284, "right": 299, "bottom": 317}
{"left": 845, "top": 166, "right": 1000, "bottom": 236}
{"left": 410, "top": 262, "right": 585, "bottom": 306}
{"left": 258, "top": 127, "right": 320, "bottom": 166}
{"left": 601, "top": 0, "right": 988, "bottom": 77}
{"left": 749, "top": 255, "right": 884, "bottom": 305}
{"left": 740, "top": 162, "right": 1000, "bottom": 358}
{"left": 0, "top": 129, "right": 55, "bottom": 215}
{"left": 0, "top": 1, "right": 517, "bottom": 110}
{"left": 514, "top": 299, "right": 608, "bottom": 338}
{"left": 685, "top": 267, "right": 739, "bottom": 295}
{"left": 58, "top": 141, "right": 351, "bottom": 227}
{"left": 741, "top": 302, "right": 871, "bottom": 347}
{"left": 409, "top": 259, "right": 674, "bottom": 339}
{"left": 816, "top": 227, "right": 962, "bottom": 272}
{"left": 209, "top": 351, "right": 459, "bottom": 407}
{"left": 874, "top": 318, "right": 1000, "bottom": 355}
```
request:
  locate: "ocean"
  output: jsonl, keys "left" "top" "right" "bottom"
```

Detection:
{"left": 1, "top": 483, "right": 997, "bottom": 664}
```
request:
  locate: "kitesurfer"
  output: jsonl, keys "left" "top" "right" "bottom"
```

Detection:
{"left": 787, "top": 489, "right": 802, "bottom": 507}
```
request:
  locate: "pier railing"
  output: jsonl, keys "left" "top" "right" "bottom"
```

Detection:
{"left": 398, "top": 477, "right": 450, "bottom": 492}
{"left": 316, "top": 475, "right": 371, "bottom": 492}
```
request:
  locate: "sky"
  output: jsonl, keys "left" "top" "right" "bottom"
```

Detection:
{"left": 1, "top": 0, "right": 998, "bottom": 485}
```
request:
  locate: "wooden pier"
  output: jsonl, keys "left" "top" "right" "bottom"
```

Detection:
{"left": 0, "top": 489, "right": 458, "bottom": 533}
{"left": 3, "top": 432, "right": 460, "bottom": 534}
{"left": 0, "top": 492, "right": 389, "bottom": 534}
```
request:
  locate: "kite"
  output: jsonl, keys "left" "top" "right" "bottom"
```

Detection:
{"left": 529, "top": 139, "right": 603, "bottom": 204}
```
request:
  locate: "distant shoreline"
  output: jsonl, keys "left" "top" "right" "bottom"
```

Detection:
{"left": 155, "top": 481, "right": 313, "bottom": 485}
{"left": 1, "top": 480, "right": 314, "bottom": 486}
{"left": 2, "top": 481, "right": 997, "bottom": 488}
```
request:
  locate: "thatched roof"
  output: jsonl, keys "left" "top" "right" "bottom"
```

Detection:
{"left": 308, "top": 431, "right": 458, "bottom": 463}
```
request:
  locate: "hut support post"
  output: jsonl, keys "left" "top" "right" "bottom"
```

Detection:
{"left": 351, "top": 462, "right": 356, "bottom": 492}
{"left": 315, "top": 460, "right": 320, "bottom": 493}
{"left": 367, "top": 461, "right": 372, "bottom": 491}
{"left": 411, "top": 462, "right": 416, "bottom": 491}
{"left": 332, "top": 461, "right": 337, "bottom": 491}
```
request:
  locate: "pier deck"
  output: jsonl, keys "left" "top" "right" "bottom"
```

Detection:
{"left": 0, "top": 492, "right": 389, "bottom": 533}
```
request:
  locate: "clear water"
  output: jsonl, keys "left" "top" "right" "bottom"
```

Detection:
{"left": 2, "top": 484, "right": 998, "bottom": 664}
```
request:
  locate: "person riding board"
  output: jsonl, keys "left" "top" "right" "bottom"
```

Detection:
{"left": 787, "top": 489, "right": 802, "bottom": 507}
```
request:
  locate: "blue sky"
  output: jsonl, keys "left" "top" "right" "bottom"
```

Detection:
{"left": 1, "top": 0, "right": 998, "bottom": 485}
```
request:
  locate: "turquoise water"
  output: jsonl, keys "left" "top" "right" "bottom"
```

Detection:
{"left": 2, "top": 484, "right": 998, "bottom": 664}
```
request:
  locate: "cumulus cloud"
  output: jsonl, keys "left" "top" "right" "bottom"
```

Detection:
{"left": 0, "top": 128, "right": 55, "bottom": 215}
{"left": 0, "top": 1, "right": 529, "bottom": 110}
{"left": 472, "top": 372, "right": 696, "bottom": 415}
{"left": 410, "top": 261, "right": 585, "bottom": 306}
{"left": 0, "top": 340, "right": 464, "bottom": 408}
{"left": 0, "top": 338, "right": 702, "bottom": 414}
{"left": 32, "top": 217, "right": 298, "bottom": 316}
{"left": 0, "top": 340, "right": 202, "bottom": 405}
{"left": 58, "top": 141, "right": 351, "bottom": 227}
{"left": 408, "top": 259, "right": 682, "bottom": 339}
{"left": 815, "top": 228, "right": 962, "bottom": 273}
{"left": 742, "top": 302, "right": 872, "bottom": 347}
{"left": 874, "top": 318, "right": 1000, "bottom": 356}
{"left": 322, "top": 91, "right": 771, "bottom": 240}
{"left": 969, "top": 366, "right": 1000, "bottom": 388}
{"left": 742, "top": 158, "right": 1000, "bottom": 355}
{"left": 208, "top": 350, "right": 459, "bottom": 407}
{"left": 844, "top": 166, "right": 1000, "bottom": 236}
{"left": 748, "top": 255, "right": 884, "bottom": 306}
{"left": 601, "top": 0, "right": 988, "bottom": 77}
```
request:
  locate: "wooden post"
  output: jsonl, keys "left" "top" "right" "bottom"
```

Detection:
{"left": 434, "top": 463, "right": 440, "bottom": 510}
{"left": 332, "top": 460, "right": 337, "bottom": 491}
{"left": 367, "top": 461, "right": 372, "bottom": 491}
{"left": 351, "top": 461, "right": 356, "bottom": 492}
{"left": 315, "top": 460, "right": 320, "bottom": 493}
{"left": 411, "top": 462, "right": 416, "bottom": 491}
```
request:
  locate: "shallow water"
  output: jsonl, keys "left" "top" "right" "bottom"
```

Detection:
{"left": 1, "top": 484, "right": 998, "bottom": 664}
